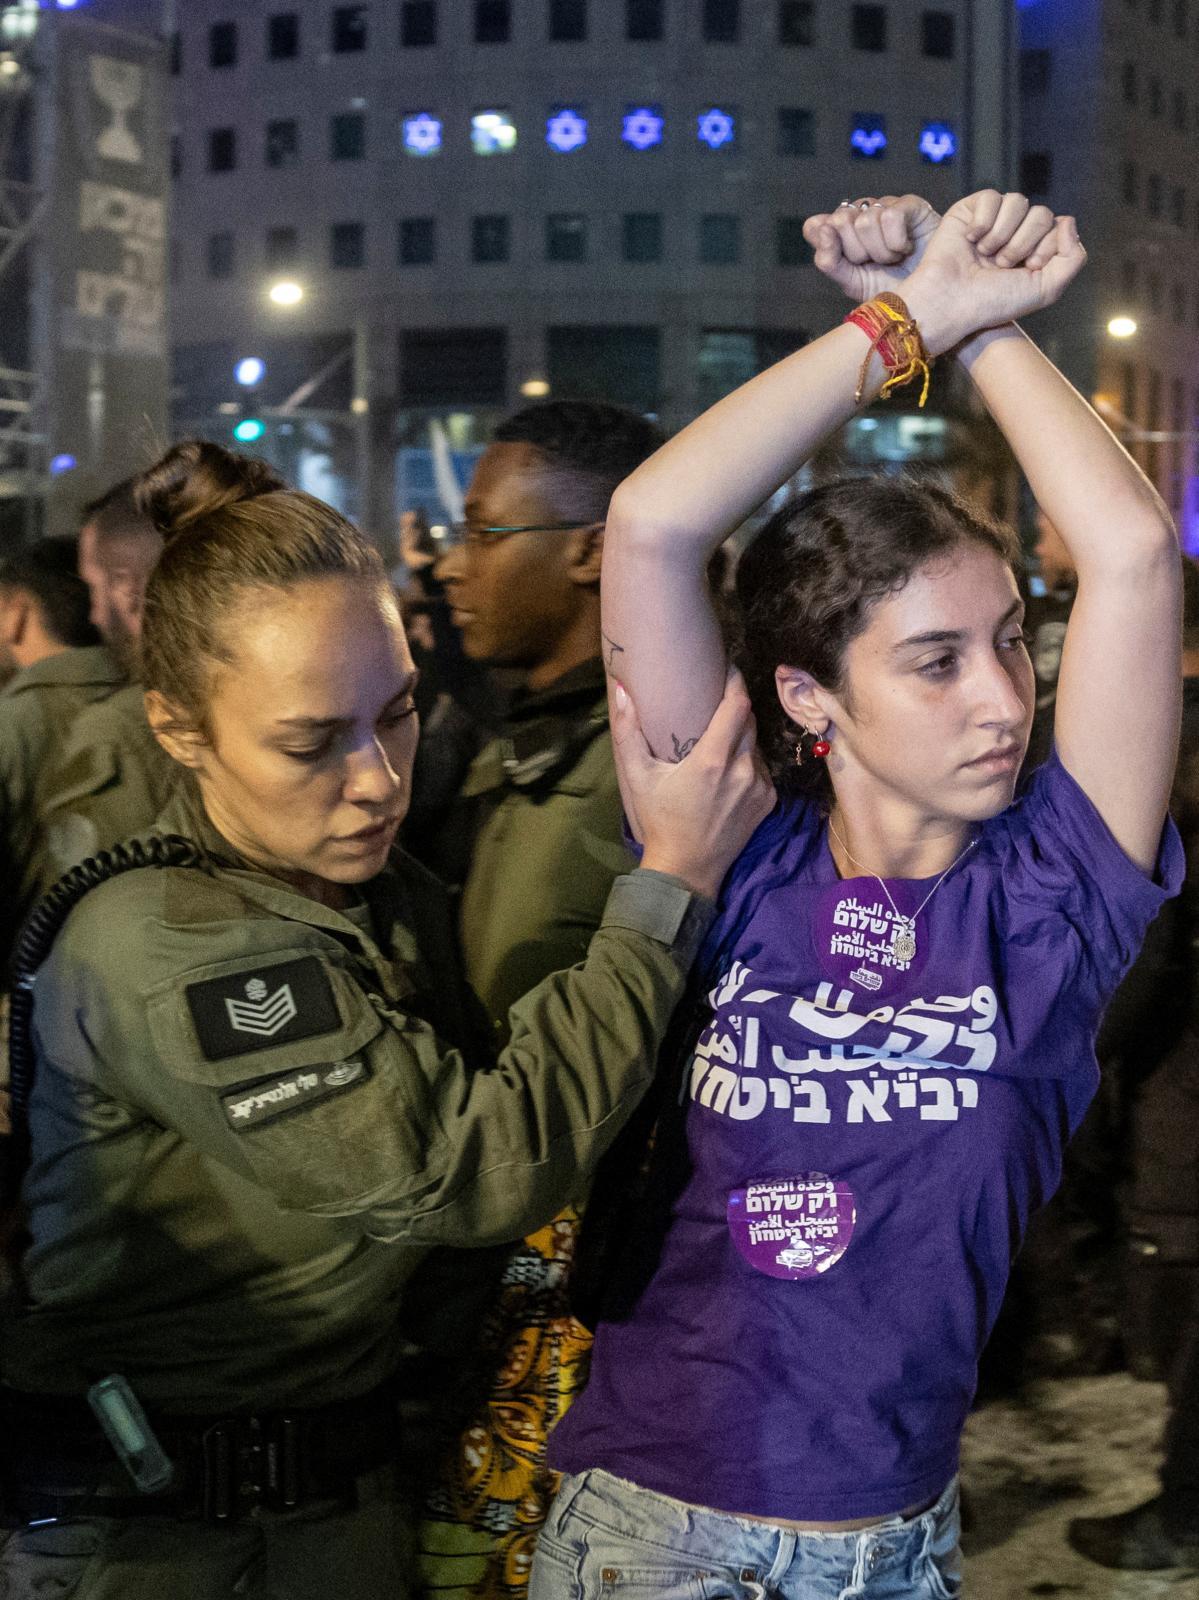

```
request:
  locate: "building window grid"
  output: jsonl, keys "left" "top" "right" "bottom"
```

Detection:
{"left": 777, "top": 107, "right": 816, "bottom": 156}
{"left": 399, "top": 217, "right": 436, "bottom": 264}
{"left": 626, "top": 0, "right": 663, "bottom": 40}
{"left": 265, "top": 225, "right": 299, "bottom": 270}
{"left": 331, "top": 6, "right": 368, "bottom": 52}
{"left": 921, "top": 10, "right": 954, "bottom": 58}
{"left": 703, "top": 0, "right": 741, "bottom": 43}
{"left": 207, "top": 127, "right": 237, "bottom": 173}
{"left": 472, "top": 214, "right": 511, "bottom": 263}
{"left": 209, "top": 21, "right": 237, "bottom": 69}
{"left": 266, "top": 119, "right": 299, "bottom": 168}
{"left": 779, "top": 1, "right": 814, "bottom": 46}
{"left": 699, "top": 212, "right": 740, "bottom": 265}
{"left": 207, "top": 231, "right": 235, "bottom": 278}
{"left": 546, "top": 213, "right": 588, "bottom": 262}
{"left": 401, "top": 1, "right": 437, "bottom": 45}
{"left": 330, "top": 221, "right": 365, "bottom": 268}
{"left": 1122, "top": 60, "right": 1137, "bottom": 105}
{"left": 549, "top": 0, "right": 587, "bottom": 41}
{"left": 331, "top": 112, "right": 366, "bottom": 161}
{"left": 475, "top": 0, "right": 511, "bottom": 43}
{"left": 267, "top": 13, "right": 300, "bottom": 59}
{"left": 1021, "top": 49, "right": 1052, "bottom": 96}
{"left": 1020, "top": 150, "right": 1052, "bottom": 195}
{"left": 776, "top": 215, "right": 814, "bottom": 266}
{"left": 622, "top": 212, "right": 662, "bottom": 262}
{"left": 850, "top": 3, "right": 887, "bottom": 51}
{"left": 1174, "top": 88, "right": 1188, "bottom": 131}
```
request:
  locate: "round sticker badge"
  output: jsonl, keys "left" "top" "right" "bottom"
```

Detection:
{"left": 727, "top": 1174, "right": 857, "bottom": 1281}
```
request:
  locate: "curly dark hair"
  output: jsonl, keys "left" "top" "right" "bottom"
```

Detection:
{"left": 0, "top": 537, "right": 98, "bottom": 649}
{"left": 493, "top": 400, "right": 665, "bottom": 522}
{"left": 735, "top": 477, "right": 1021, "bottom": 801}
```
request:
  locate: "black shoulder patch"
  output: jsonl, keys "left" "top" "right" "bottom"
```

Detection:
{"left": 185, "top": 955, "right": 341, "bottom": 1061}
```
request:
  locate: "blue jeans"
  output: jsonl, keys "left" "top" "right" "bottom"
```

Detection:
{"left": 530, "top": 1469, "right": 962, "bottom": 1600}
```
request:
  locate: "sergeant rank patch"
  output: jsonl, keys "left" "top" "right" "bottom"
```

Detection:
{"left": 185, "top": 956, "right": 341, "bottom": 1061}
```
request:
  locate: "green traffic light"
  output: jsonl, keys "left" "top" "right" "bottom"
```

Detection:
{"left": 234, "top": 418, "right": 266, "bottom": 443}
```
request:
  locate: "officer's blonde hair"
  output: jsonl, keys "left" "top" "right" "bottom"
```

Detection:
{"left": 137, "top": 440, "right": 388, "bottom": 732}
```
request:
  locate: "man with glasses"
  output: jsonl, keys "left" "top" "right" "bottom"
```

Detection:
{"left": 415, "top": 399, "right": 664, "bottom": 1600}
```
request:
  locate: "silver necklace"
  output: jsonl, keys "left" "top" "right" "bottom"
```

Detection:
{"left": 826, "top": 817, "right": 978, "bottom": 963}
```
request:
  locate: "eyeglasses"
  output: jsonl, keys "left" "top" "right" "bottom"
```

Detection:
{"left": 446, "top": 520, "right": 595, "bottom": 550}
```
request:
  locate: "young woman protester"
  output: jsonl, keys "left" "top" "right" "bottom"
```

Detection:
{"left": 534, "top": 191, "right": 1184, "bottom": 1598}
{"left": 0, "top": 442, "right": 772, "bottom": 1599}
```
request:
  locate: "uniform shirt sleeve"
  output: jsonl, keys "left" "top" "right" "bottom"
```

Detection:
{"left": 32, "top": 867, "right": 713, "bottom": 1249}
{"left": 1000, "top": 752, "right": 1184, "bottom": 1012}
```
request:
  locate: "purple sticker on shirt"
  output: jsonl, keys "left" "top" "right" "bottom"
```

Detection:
{"left": 727, "top": 1174, "right": 857, "bottom": 1280}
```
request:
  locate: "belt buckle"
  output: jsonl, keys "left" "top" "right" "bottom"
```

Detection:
{"left": 265, "top": 1415, "right": 302, "bottom": 1512}
{"left": 202, "top": 1418, "right": 270, "bottom": 1523}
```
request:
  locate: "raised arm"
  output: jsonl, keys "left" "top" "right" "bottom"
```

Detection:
{"left": 601, "top": 201, "right": 944, "bottom": 760}
{"left": 798, "top": 189, "right": 1178, "bottom": 869}
{"left": 957, "top": 336, "right": 1178, "bottom": 870}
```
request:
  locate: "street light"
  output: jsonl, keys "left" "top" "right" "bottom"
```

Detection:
{"left": 268, "top": 280, "right": 304, "bottom": 307}
{"left": 520, "top": 378, "right": 551, "bottom": 398}
{"left": 235, "top": 356, "right": 265, "bottom": 386}
{"left": 1107, "top": 315, "right": 1137, "bottom": 339}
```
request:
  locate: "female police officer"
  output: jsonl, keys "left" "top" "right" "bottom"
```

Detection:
{"left": 0, "top": 441, "right": 772, "bottom": 1598}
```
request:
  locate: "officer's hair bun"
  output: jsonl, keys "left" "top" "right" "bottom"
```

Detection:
{"left": 134, "top": 440, "right": 287, "bottom": 543}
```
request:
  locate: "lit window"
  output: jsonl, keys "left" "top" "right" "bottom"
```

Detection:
{"left": 403, "top": 113, "right": 442, "bottom": 155}
{"left": 623, "top": 105, "right": 664, "bottom": 149}
{"left": 697, "top": 107, "right": 736, "bottom": 149}
{"left": 547, "top": 107, "right": 588, "bottom": 151}
{"left": 850, "top": 114, "right": 887, "bottom": 159}
{"left": 919, "top": 121, "right": 956, "bottom": 163}
{"left": 472, "top": 110, "right": 517, "bottom": 154}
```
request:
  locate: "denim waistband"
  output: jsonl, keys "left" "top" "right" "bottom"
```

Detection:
{"left": 543, "top": 1467, "right": 960, "bottom": 1594}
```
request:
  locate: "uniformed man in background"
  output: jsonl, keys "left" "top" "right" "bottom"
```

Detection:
{"left": 418, "top": 400, "right": 667, "bottom": 1599}
{"left": 0, "top": 539, "right": 119, "bottom": 976}
{"left": 36, "top": 476, "right": 180, "bottom": 884}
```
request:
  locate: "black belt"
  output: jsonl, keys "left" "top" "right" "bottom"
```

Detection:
{"left": 0, "top": 1379, "right": 402, "bottom": 1526}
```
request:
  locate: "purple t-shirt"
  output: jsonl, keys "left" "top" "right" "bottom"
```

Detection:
{"left": 550, "top": 755, "right": 1182, "bottom": 1521}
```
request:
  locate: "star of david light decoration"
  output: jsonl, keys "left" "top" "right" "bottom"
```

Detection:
{"left": 697, "top": 108, "right": 735, "bottom": 149}
{"left": 547, "top": 108, "right": 588, "bottom": 152}
{"left": 622, "top": 106, "right": 664, "bottom": 150}
{"left": 850, "top": 117, "right": 887, "bottom": 159}
{"left": 403, "top": 113, "right": 442, "bottom": 156}
{"left": 919, "top": 122, "right": 957, "bottom": 164}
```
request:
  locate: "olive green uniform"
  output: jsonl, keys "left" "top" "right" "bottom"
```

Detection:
{"left": 0, "top": 786, "right": 710, "bottom": 1598}
{"left": 35, "top": 680, "right": 177, "bottom": 890}
{"left": 458, "top": 661, "right": 632, "bottom": 1031}
{"left": 0, "top": 645, "right": 124, "bottom": 975}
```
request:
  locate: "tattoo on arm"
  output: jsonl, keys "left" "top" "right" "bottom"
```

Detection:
{"left": 671, "top": 733, "right": 699, "bottom": 763}
{"left": 602, "top": 632, "right": 626, "bottom": 674}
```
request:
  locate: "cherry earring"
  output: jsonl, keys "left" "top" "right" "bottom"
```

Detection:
{"left": 812, "top": 734, "right": 831, "bottom": 759}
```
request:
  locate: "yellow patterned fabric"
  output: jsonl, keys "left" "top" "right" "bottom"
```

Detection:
{"left": 417, "top": 1207, "right": 592, "bottom": 1599}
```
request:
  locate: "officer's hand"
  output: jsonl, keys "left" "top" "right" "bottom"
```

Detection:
{"left": 614, "top": 669, "right": 775, "bottom": 902}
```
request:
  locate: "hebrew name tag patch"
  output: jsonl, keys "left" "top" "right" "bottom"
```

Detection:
{"left": 220, "top": 1059, "right": 371, "bottom": 1130}
{"left": 186, "top": 956, "right": 341, "bottom": 1061}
